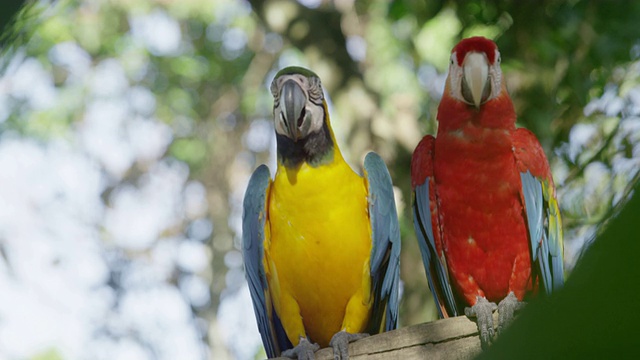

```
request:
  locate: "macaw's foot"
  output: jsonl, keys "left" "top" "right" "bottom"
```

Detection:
{"left": 281, "top": 337, "right": 320, "bottom": 360}
{"left": 497, "top": 291, "right": 526, "bottom": 335}
{"left": 329, "top": 330, "right": 369, "bottom": 360}
{"left": 465, "top": 296, "right": 498, "bottom": 350}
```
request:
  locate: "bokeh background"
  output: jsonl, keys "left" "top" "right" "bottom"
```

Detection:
{"left": 0, "top": 0, "right": 638, "bottom": 359}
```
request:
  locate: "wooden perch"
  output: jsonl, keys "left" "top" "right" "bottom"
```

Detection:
{"left": 274, "top": 314, "right": 498, "bottom": 360}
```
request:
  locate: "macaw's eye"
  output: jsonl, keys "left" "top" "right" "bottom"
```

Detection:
{"left": 308, "top": 77, "right": 324, "bottom": 102}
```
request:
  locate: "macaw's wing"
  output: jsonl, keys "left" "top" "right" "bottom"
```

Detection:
{"left": 242, "top": 165, "right": 291, "bottom": 357}
{"left": 363, "top": 152, "right": 401, "bottom": 333}
{"left": 513, "top": 128, "right": 565, "bottom": 294}
{"left": 410, "top": 135, "right": 459, "bottom": 318}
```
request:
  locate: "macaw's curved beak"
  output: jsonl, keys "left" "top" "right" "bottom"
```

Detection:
{"left": 281, "top": 80, "right": 306, "bottom": 142}
{"left": 462, "top": 52, "right": 491, "bottom": 108}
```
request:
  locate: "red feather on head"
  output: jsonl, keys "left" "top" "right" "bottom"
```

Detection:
{"left": 453, "top": 36, "right": 498, "bottom": 65}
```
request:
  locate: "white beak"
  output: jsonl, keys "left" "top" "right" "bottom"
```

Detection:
{"left": 463, "top": 52, "right": 489, "bottom": 108}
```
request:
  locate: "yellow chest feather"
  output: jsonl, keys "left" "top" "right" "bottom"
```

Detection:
{"left": 265, "top": 158, "right": 373, "bottom": 345}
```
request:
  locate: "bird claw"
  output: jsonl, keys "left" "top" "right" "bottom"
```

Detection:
{"left": 329, "top": 330, "right": 369, "bottom": 360}
{"left": 497, "top": 291, "right": 526, "bottom": 335}
{"left": 465, "top": 296, "right": 497, "bottom": 350}
{"left": 281, "top": 337, "right": 320, "bottom": 360}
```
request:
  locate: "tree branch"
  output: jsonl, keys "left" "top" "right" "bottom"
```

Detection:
{"left": 273, "top": 315, "right": 494, "bottom": 359}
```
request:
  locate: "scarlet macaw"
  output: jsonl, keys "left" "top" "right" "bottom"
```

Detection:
{"left": 411, "top": 37, "right": 564, "bottom": 347}
{"left": 243, "top": 66, "right": 400, "bottom": 359}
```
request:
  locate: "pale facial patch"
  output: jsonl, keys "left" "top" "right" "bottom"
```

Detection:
{"left": 271, "top": 74, "right": 325, "bottom": 139}
{"left": 448, "top": 48, "right": 503, "bottom": 106}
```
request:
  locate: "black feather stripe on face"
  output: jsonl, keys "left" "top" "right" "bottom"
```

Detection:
{"left": 276, "top": 114, "right": 333, "bottom": 169}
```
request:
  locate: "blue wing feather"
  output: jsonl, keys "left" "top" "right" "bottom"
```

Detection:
{"left": 242, "top": 165, "right": 291, "bottom": 357}
{"left": 412, "top": 179, "right": 459, "bottom": 317}
{"left": 363, "top": 152, "right": 401, "bottom": 332}
{"left": 520, "top": 170, "right": 564, "bottom": 295}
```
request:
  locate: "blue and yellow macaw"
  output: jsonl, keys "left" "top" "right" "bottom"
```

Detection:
{"left": 242, "top": 66, "right": 401, "bottom": 360}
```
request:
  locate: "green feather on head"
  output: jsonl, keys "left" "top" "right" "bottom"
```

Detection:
{"left": 274, "top": 66, "right": 319, "bottom": 79}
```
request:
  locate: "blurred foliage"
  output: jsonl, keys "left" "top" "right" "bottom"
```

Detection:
{"left": 0, "top": 0, "right": 27, "bottom": 47}
{"left": 2, "top": 0, "right": 639, "bottom": 359}
{"left": 31, "top": 349, "right": 64, "bottom": 360}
